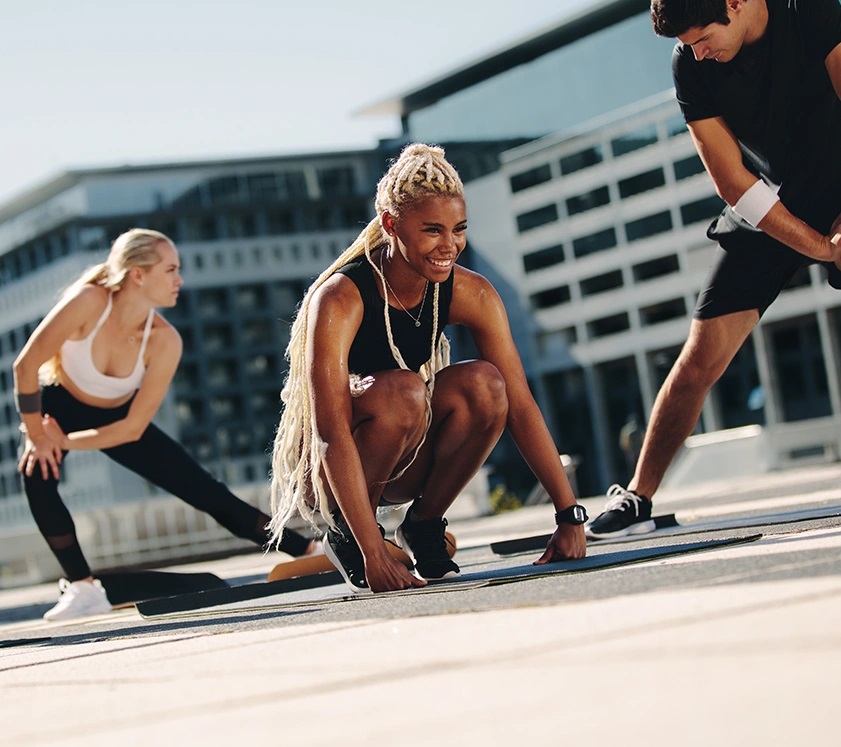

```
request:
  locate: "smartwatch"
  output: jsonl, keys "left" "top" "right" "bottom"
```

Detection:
{"left": 555, "top": 504, "right": 588, "bottom": 525}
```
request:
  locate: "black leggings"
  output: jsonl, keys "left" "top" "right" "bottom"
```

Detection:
{"left": 23, "top": 385, "right": 310, "bottom": 580}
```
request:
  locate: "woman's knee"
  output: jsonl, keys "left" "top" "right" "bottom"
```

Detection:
{"left": 443, "top": 361, "right": 508, "bottom": 425}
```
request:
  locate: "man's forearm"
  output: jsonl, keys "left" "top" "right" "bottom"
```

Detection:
{"left": 757, "top": 201, "right": 838, "bottom": 263}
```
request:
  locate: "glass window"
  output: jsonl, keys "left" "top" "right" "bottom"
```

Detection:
{"left": 278, "top": 171, "right": 309, "bottom": 199}
{"left": 666, "top": 114, "right": 687, "bottom": 137}
{"left": 516, "top": 203, "right": 559, "bottom": 233}
{"left": 197, "top": 288, "right": 228, "bottom": 315}
{"left": 537, "top": 326, "right": 578, "bottom": 354}
{"left": 633, "top": 254, "right": 680, "bottom": 282}
{"left": 245, "top": 354, "right": 277, "bottom": 378}
{"left": 79, "top": 226, "right": 107, "bottom": 251}
{"left": 580, "top": 269, "right": 623, "bottom": 297}
{"left": 303, "top": 205, "right": 334, "bottom": 231}
{"left": 250, "top": 390, "right": 278, "bottom": 415}
{"left": 175, "top": 363, "right": 200, "bottom": 389}
{"left": 618, "top": 168, "right": 666, "bottom": 198}
{"left": 318, "top": 166, "right": 356, "bottom": 197}
{"left": 175, "top": 399, "right": 205, "bottom": 424}
{"left": 530, "top": 285, "right": 571, "bottom": 309}
{"left": 559, "top": 145, "right": 603, "bottom": 175}
{"left": 236, "top": 285, "right": 267, "bottom": 310}
{"left": 714, "top": 336, "right": 764, "bottom": 428}
{"left": 340, "top": 202, "right": 369, "bottom": 229}
{"left": 266, "top": 209, "right": 296, "bottom": 235}
{"left": 203, "top": 326, "right": 234, "bottom": 352}
{"left": 510, "top": 164, "right": 552, "bottom": 193}
{"left": 242, "top": 319, "right": 274, "bottom": 345}
{"left": 227, "top": 213, "right": 257, "bottom": 238}
{"left": 680, "top": 195, "right": 724, "bottom": 225}
{"left": 587, "top": 312, "right": 630, "bottom": 338}
{"left": 572, "top": 227, "right": 617, "bottom": 258}
{"left": 566, "top": 185, "right": 610, "bottom": 215}
{"left": 246, "top": 173, "right": 279, "bottom": 201}
{"left": 770, "top": 316, "right": 831, "bottom": 421}
{"left": 611, "top": 124, "right": 658, "bottom": 157}
{"left": 640, "top": 297, "right": 687, "bottom": 325}
{"left": 210, "top": 396, "right": 242, "bottom": 420}
{"left": 209, "top": 176, "right": 241, "bottom": 205}
{"left": 523, "top": 244, "right": 565, "bottom": 273}
{"left": 197, "top": 217, "right": 218, "bottom": 241}
{"left": 625, "top": 211, "right": 673, "bottom": 242}
{"left": 674, "top": 154, "right": 706, "bottom": 180}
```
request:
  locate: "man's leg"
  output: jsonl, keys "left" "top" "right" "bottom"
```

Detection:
{"left": 587, "top": 308, "right": 758, "bottom": 538}
{"left": 630, "top": 308, "right": 759, "bottom": 498}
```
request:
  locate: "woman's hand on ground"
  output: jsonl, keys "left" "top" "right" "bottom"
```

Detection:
{"left": 533, "top": 523, "right": 587, "bottom": 565}
{"left": 365, "top": 549, "right": 427, "bottom": 593}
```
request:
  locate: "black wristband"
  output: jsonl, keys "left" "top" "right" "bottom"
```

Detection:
{"left": 555, "top": 504, "right": 588, "bottom": 525}
{"left": 15, "top": 389, "right": 42, "bottom": 415}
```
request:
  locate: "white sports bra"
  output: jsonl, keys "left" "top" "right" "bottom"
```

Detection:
{"left": 60, "top": 293, "right": 155, "bottom": 399}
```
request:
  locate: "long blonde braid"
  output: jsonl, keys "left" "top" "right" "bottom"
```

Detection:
{"left": 268, "top": 143, "right": 464, "bottom": 540}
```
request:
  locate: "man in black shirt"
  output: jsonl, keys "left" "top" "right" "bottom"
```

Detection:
{"left": 587, "top": 0, "right": 841, "bottom": 539}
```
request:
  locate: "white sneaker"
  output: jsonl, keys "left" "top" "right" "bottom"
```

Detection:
{"left": 43, "top": 579, "right": 113, "bottom": 622}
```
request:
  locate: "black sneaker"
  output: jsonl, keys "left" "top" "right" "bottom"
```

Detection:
{"left": 395, "top": 514, "right": 460, "bottom": 581}
{"left": 585, "top": 485, "right": 655, "bottom": 539}
{"left": 323, "top": 515, "right": 384, "bottom": 594}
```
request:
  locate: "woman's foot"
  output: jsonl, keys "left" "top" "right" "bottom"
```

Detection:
{"left": 43, "top": 578, "right": 112, "bottom": 622}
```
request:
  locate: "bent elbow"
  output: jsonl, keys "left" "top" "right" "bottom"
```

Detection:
{"left": 714, "top": 181, "right": 740, "bottom": 206}
{"left": 122, "top": 421, "right": 148, "bottom": 443}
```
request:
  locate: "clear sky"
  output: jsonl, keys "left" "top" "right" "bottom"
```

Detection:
{"left": 1, "top": 0, "right": 597, "bottom": 207}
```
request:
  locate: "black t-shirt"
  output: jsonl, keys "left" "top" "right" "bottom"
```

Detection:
{"left": 673, "top": 0, "right": 841, "bottom": 209}
{"left": 334, "top": 253, "right": 453, "bottom": 376}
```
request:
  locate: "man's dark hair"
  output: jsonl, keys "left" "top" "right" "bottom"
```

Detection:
{"left": 651, "top": 0, "right": 731, "bottom": 38}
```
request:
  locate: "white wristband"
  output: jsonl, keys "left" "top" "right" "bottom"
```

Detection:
{"left": 732, "top": 180, "right": 780, "bottom": 227}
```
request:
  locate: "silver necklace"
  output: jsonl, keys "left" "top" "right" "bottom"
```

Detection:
{"left": 379, "top": 253, "right": 428, "bottom": 327}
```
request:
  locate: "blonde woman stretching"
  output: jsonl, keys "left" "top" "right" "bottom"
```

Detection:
{"left": 14, "top": 228, "right": 315, "bottom": 621}
{"left": 270, "top": 144, "right": 587, "bottom": 594}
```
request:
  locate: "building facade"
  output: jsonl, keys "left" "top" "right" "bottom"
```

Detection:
{"left": 2, "top": 0, "right": 839, "bottom": 560}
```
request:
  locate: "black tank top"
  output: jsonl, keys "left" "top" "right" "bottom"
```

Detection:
{"left": 334, "top": 254, "right": 453, "bottom": 375}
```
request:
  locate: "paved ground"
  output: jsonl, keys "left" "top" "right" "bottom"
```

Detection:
{"left": 2, "top": 464, "right": 840, "bottom": 746}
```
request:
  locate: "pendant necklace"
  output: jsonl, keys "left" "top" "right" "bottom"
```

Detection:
{"left": 379, "top": 252, "right": 428, "bottom": 327}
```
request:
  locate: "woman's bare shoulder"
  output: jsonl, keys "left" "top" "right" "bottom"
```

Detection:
{"left": 312, "top": 272, "right": 364, "bottom": 310}
{"left": 149, "top": 313, "right": 183, "bottom": 355}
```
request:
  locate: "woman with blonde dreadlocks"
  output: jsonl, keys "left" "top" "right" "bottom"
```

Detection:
{"left": 270, "top": 144, "right": 586, "bottom": 594}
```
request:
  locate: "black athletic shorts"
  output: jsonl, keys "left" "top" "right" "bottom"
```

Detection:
{"left": 695, "top": 191, "right": 841, "bottom": 320}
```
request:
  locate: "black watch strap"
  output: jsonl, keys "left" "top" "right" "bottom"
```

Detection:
{"left": 555, "top": 504, "right": 588, "bottom": 525}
